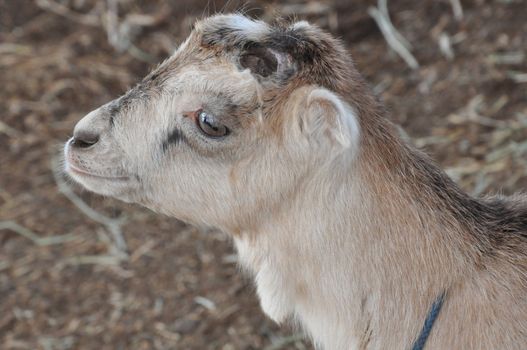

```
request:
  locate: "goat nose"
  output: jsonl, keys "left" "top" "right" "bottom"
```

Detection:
{"left": 70, "top": 130, "right": 99, "bottom": 148}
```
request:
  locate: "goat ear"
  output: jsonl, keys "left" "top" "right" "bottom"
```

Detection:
{"left": 298, "top": 89, "right": 360, "bottom": 150}
{"left": 240, "top": 46, "right": 280, "bottom": 77}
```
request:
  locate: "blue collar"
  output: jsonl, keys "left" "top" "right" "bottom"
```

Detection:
{"left": 411, "top": 292, "right": 446, "bottom": 350}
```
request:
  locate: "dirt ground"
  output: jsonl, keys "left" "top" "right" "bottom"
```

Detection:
{"left": 1, "top": 0, "right": 526, "bottom": 349}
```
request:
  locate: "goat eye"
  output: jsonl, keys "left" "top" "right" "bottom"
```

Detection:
{"left": 197, "top": 111, "right": 229, "bottom": 138}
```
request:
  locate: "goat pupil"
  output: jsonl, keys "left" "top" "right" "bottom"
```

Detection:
{"left": 198, "top": 111, "right": 228, "bottom": 137}
{"left": 203, "top": 115, "right": 216, "bottom": 129}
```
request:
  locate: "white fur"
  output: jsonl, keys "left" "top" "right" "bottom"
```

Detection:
{"left": 307, "top": 89, "right": 360, "bottom": 151}
{"left": 226, "top": 15, "right": 269, "bottom": 41}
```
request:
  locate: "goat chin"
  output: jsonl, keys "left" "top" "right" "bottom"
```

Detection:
{"left": 67, "top": 13, "right": 527, "bottom": 350}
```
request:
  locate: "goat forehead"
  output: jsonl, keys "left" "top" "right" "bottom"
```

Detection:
{"left": 109, "top": 60, "right": 257, "bottom": 119}
{"left": 195, "top": 14, "right": 330, "bottom": 71}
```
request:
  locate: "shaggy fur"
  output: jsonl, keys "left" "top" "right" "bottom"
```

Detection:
{"left": 64, "top": 14, "right": 527, "bottom": 349}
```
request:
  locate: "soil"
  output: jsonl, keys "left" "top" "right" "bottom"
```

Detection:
{"left": 1, "top": 0, "right": 526, "bottom": 349}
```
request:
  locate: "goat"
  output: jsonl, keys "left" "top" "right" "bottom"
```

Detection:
{"left": 64, "top": 14, "right": 527, "bottom": 349}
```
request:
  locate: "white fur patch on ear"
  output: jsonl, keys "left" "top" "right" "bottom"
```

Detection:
{"left": 304, "top": 88, "right": 360, "bottom": 152}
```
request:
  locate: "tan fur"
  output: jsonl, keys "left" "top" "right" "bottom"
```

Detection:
{"left": 64, "top": 14, "right": 527, "bottom": 349}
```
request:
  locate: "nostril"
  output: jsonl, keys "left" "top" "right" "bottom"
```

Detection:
{"left": 71, "top": 131, "right": 99, "bottom": 148}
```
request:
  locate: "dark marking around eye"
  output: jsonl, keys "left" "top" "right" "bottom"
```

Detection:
{"left": 162, "top": 128, "right": 186, "bottom": 152}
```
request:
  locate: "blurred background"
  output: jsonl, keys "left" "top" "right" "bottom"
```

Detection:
{"left": 1, "top": 0, "right": 526, "bottom": 349}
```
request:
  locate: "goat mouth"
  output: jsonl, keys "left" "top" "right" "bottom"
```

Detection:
{"left": 67, "top": 164, "right": 130, "bottom": 181}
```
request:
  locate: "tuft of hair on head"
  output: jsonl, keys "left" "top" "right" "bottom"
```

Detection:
{"left": 198, "top": 13, "right": 271, "bottom": 48}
